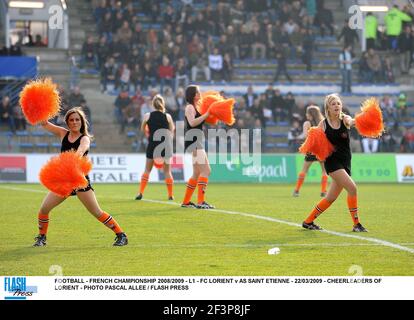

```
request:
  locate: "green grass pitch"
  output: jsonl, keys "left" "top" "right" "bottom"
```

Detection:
{"left": 0, "top": 183, "right": 413, "bottom": 276}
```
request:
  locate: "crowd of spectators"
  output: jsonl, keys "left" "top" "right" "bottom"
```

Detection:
{"left": 85, "top": 0, "right": 341, "bottom": 93}
{"left": 0, "top": 86, "right": 93, "bottom": 135}
{"left": 339, "top": 5, "right": 414, "bottom": 93}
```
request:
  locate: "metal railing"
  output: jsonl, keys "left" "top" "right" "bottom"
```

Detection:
{"left": 0, "top": 64, "right": 38, "bottom": 105}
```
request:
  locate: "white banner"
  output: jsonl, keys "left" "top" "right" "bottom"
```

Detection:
{"left": 6, "top": 154, "right": 192, "bottom": 184}
{"left": 395, "top": 154, "right": 414, "bottom": 183}
{"left": 1, "top": 276, "right": 413, "bottom": 300}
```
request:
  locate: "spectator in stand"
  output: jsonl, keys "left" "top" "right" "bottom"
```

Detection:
{"left": 366, "top": 48, "right": 382, "bottom": 83}
{"left": 284, "top": 18, "right": 299, "bottom": 36}
{"left": 13, "top": 104, "right": 26, "bottom": 131}
{"left": 118, "top": 63, "right": 131, "bottom": 91}
{"left": 243, "top": 85, "right": 257, "bottom": 109}
{"left": 96, "top": 35, "right": 110, "bottom": 69}
{"left": 306, "top": 0, "right": 317, "bottom": 23}
{"left": 381, "top": 95, "right": 398, "bottom": 122}
{"left": 302, "top": 29, "right": 315, "bottom": 71}
{"left": 239, "top": 24, "right": 253, "bottom": 59}
{"left": 251, "top": 23, "right": 266, "bottom": 60}
{"left": 361, "top": 137, "right": 379, "bottom": 153}
{"left": 272, "top": 89, "right": 287, "bottom": 123}
{"left": 123, "top": 2, "right": 136, "bottom": 25}
{"left": 131, "top": 22, "right": 146, "bottom": 52}
{"left": 80, "top": 36, "right": 98, "bottom": 69}
{"left": 114, "top": 90, "right": 132, "bottom": 133}
{"left": 112, "top": 11, "right": 125, "bottom": 34}
{"left": 109, "top": 36, "right": 128, "bottom": 64}
{"left": 191, "top": 52, "right": 210, "bottom": 82}
{"left": 284, "top": 92, "right": 297, "bottom": 123}
{"left": 222, "top": 53, "right": 233, "bottom": 83}
{"left": 338, "top": 19, "right": 359, "bottom": 50}
{"left": 164, "top": 4, "right": 178, "bottom": 27}
{"left": 80, "top": 99, "right": 93, "bottom": 133}
{"left": 0, "top": 96, "right": 16, "bottom": 133}
{"left": 175, "top": 87, "right": 186, "bottom": 121}
{"left": 397, "top": 93, "right": 408, "bottom": 121}
{"left": 383, "top": 56, "right": 395, "bottom": 84}
{"left": 158, "top": 55, "right": 174, "bottom": 94}
{"left": 402, "top": 127, "right": 414, "bottom": 152}
{"left": 398, "top": 25, "right": 414, "bottom": 74}
{"left": 314, "top": 4, "right": 334, "bottom": 37}
{"left": 101, "top": 56, "right": 117, "bottom": 92}
{"left": 251, "top": 97, "right": 265, "bottom": 128}
{"left": 142, "top": 61, "right": 157, "bottom": 90}
{"left": 164, "top": 87, "right": 179, "bottom": 121}
{"left": 365, "top": 12, "right": 378, "bottom": 50}
{"left": 174, "top": 58, "right": 189, "bottom": 93}
{"left": 339, "top": 45, "right": 354, "bottom": 93}
{"left": 358, "top": 51, "right": 371, "bottom": 83}
{"left": 208, "top": 47, "right": 224, "bottom": 82}
{"left": 288, "top": 119, "right": 302, "bottom": 152}
{"left": 290, "top": 27, "right": 304, "bottom": 61}
{"left": 34, "top": 34, "right": 47, "bottom": 47}
{"left": 94, "top": 0, "right": 108, "bottom": 28}
{"left": 385, "top": 5, "right": 412, "bottom": 51}
{"left": 225, "top": 25, "right": 240, "bottom": 59}
{"left": 116, "top": 21, "right": 132, "bottom": 46}
{"left": 68, "top": 86, "right": 86, "bottom": 108}
{"left": 389, "top": 122, "right": 404, "bottom": 152}
{"left": 274, "top": 49, "right": 293, "bottom": 83}
{"left": 100, "top": 11, "right": 113, "bottom": 42}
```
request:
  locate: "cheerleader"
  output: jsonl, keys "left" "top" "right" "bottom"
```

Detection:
{"left": 33, "top": 108, "right": 128, "bottom": 246}
{"left": 181, "top": 85, "right": 214, "bottom": 209}
{"left": 302, "top": 94, "right": 368, "bottom": 232}
{"left": 293, "top": 105, "right": 328, "bottom": 197}
{"left": 135, "top": 94, "right": 175, "bottom": 200}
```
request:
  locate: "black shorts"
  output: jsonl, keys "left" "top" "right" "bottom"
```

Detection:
{"left": 324, "top": 157, "right": 351, "bottom": 176}
{"left": 146, "top": 142, "right": 172, "bottom": 159}
{"left": 70, "top": 175, "right": 94, "bottom": 196}
{"left": 305, "top": 153, "right": 317, "bottom": 162}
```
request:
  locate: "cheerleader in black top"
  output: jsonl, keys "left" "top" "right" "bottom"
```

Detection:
{"left": 135, "top": 95, "right": 175, "bottom": 200}
{"left": 181, "top": 85, "right": 214, "bottom": 209}
{"left": 293, "top": 105, "right": 328, "bottom": 197}
{"left": 33, "top": 107, "right": 128, "bottom": 247}
{"left": 303, "top": 94, "right": 367, "bottom": 232}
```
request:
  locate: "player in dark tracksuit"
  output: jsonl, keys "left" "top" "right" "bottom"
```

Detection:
{"left": 302, "top": 94, "right": 368, "bottom": 233}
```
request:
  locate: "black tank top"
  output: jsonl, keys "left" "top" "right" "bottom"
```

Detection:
{"left": 324, "top": 119, "right": 351, "bottom": 161}
{"left": 61, "top": 132, "right": 89, "bottom": 156}
{"left": 147, "top": 111, "right": 169, "bottom": 143}
{"left": 184, "top": 104, "right": 204, "bottom": 132}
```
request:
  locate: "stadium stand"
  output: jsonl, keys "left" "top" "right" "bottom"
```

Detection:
{"left": 0, "top": 0, "right": 413, "bottom": 154}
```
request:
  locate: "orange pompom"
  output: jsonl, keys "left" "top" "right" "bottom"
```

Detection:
{"left": 154, "top": 158, "right": 164, "bottom": 169}
{"left": 199, "top": 92, "right": 222, "bottom": 125}
{"left": 39, "top": 151, "right": 93, "bottom": 197}
{"left": 355, "top": 98, "right": 384, "bottom": 138}
{"left": 299, "top": 127, "right": 335, "bottom": 161}
{"left": 209, "top": 98, "right": 236, "bottom": 126}
{"left": 19, "top": 78, "right": 61, "bottom": 125}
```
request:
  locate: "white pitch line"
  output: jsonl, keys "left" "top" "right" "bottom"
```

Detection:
{"left": 1, "top": 185, "right": 414, "bottom": 254}
{"left": 140, "top": 199, "right": 414, "bottom": 255}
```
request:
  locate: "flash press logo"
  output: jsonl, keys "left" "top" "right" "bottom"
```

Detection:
{"left": 4, "top": 277, "right": 37, "bottom": 300}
